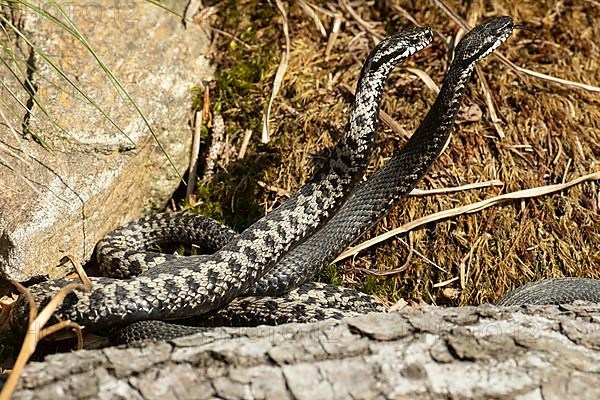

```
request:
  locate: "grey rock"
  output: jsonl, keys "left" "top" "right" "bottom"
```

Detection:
{"left": 0, "top": 0, "right": 212, "bottom": 280}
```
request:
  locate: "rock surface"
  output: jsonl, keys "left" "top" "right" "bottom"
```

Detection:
{"left": 0, "top": 0, "right": 211, "bottom": 280}
{"left": 13, "top": 304, "right": 600, "bottom": 399}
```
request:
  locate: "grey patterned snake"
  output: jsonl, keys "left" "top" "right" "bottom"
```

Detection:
{"left": 9, "top": 17, "right": 600, "bottom": 343}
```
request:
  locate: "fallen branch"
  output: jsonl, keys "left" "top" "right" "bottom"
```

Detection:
{"left": 261, "top": 0, "right": 290, "bottom": 143}
{"left": 410, "top": 179, "right": 503, "bottom": 196}
{"left": 335, "top": 171, "right": 600, "bottom": 262}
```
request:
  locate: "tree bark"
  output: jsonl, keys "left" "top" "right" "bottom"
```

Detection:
{"left": 13, "top": 303, "right": 600, "bottom": 400}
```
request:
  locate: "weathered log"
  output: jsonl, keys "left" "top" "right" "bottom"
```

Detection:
{"left": 12, "top": 303, "right": 600, "bottom": 399}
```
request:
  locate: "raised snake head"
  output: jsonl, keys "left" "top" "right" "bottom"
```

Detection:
{"left": 360, "top": 26, "right": 433, "bottom": 80}
{"left": 453, "top": 16, "right": 514, "bottom": 67}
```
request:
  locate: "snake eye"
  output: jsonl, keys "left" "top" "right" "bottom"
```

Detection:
{"left": 453, "top": 16, "right": 514, "bottom": 66}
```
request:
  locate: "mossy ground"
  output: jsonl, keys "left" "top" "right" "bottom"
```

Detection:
{"left": 190, "top": 0, "right": 599, "bottom": 307}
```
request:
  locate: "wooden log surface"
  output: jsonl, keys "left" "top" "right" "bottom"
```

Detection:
{"left": 12, "top": 303, "right": 600, "bottom": 399}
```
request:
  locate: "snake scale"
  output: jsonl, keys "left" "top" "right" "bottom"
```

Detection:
{"left": 9, "top": 17, "right": 600, "bottom": 343}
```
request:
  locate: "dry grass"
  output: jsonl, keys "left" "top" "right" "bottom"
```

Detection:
{"left": 0, "top": 256, "right": 90, "bottom": 399}
{"left": 198, "top": 0, "right": 599, "bottom": 306}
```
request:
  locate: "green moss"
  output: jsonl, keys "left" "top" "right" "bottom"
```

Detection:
{"left": 360, "top": 275, "right": 385, "bottom": 295}
{"left": 193, "top": 180, "right": 226, "bottom": 224}
{"left": 318, "top": 264, "right": 344, "bottom": 286}
{"left": 191, "top": 0, "right": 281, "bottom": 231}
{"left": 189, "top": 85, "right": 204, "bottom": 111}
{"left": 191, "top": 152, "right": 273, "bottom": 231}
{"left": 214, "top": 0, "right": 279, "bottom": 129}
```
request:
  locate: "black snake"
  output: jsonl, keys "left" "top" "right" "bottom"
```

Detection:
{"left": 9, "top": 17, "right": 600, "bottom": 343}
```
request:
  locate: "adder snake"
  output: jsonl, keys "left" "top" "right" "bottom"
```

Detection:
{"left": 9, "top": 17, "right": 599, "bottom": 343}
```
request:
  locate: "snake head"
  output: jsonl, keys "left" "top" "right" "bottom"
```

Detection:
{"left": 363, "top": 26, "right": 433, "bottom": 76}
{"left": 453, "top": 16, "right": 514, "bottom": 66}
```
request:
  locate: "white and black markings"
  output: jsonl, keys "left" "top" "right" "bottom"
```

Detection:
{"left": 9, "top": 19, "right": 524, "bottom": 342}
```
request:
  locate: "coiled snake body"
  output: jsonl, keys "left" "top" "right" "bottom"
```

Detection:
{"left": 9, "top": 17, "right": 600, "bottom": 342}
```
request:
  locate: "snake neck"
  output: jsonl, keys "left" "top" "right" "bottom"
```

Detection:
{"left": 204, "top": 49, "right": 414, "bottom": 298}
{"left": 401, "top": 64, "right": 475, "bottom": 164}
{"left": 257, "top": 64, "right": 482, "bottom": 293}
{"left": 338, "top": 65, "right": 395, "bottom": 176}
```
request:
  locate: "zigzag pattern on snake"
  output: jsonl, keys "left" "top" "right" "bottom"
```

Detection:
{"left": 9, "top": 24, "right": 433, "bottom": 335}
{"left": 9, "top": 17, "right": 600, "bottom": 343}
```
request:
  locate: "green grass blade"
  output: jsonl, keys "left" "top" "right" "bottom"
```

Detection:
{"left": 0, "top": 13, "right": 137, "bottom": 148}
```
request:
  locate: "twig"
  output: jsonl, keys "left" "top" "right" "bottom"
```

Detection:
{"left": 204, "top": 109, "right": 226, "bottom": 180}
{"left": 60, "top": 256, "right": 92, "bottom": 287}
{"left": 391, "top": 4, "right": 423, "bottom": 27}
{"left": 405, "top": 67, "right": 440, "bottom": 94}
{"left": 325, "top": 14, "right": 342, "bottom": 61}
{"left": 475, "top": 66, "right": 505, "bottom": 138}
{"left": 237, "top": 129, "right": 253, "bottom": 160}
{"left": 0, "top": 106, "right": 24, "bottom": 148}
{"left": 335, "top": 172, "right": 600, "bottom": 262}
{"left": 398, "top": 236, "right": 446, "bottom": 273}
{"left": 39, "top": 321, "right": 84, "bottom": 346}
{"left": 183, "top": 0, "right": 202, "bottom": 26}
{"left": 410, "top": 179, "right": 503, "bottom": 195}
{"left": 257, "top": 180, "right": 292, "bottom": 197}
{"left": 209, "top": 26, "right": 256, "bottom": 50}
{"left": 433, "top": 276, "right": 459, "bottom": 288}
{"left": 353, "top": 265, "right": 407, "bottom": 276}
{"left": 378, "top": 110, "right": 409, "bottom": 137}
{"left": 507, "top": 64, "right": 600, "bottom": 92}
{"left": 187, "top": 109, "right": 203, "bottom": 199}
{"left": 459, "top": 234, "right": 486, "bottom": 289}
{"left": 340, "top": 0, "right": 383, "bottom": 42}
{"left": 0, "top": 141, "right": 30, "bottom": 167}
{"left": 262, "top": 0, "right": 290, "bottom": 143}
{"left": 0, "top": 279, "right": 91, "bottom": 400}
{"left": 190, "top": 85, "right": 212, "bottom": 198}
{"left": 353, "top": 232, "right": 414, "bottom": 275}
{"left": 298, "top": 0, "right": 327, "bottom": 37}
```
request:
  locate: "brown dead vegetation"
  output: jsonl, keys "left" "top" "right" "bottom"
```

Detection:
{"left": 203, "top": 0, "right": 599, "bottom": 307}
